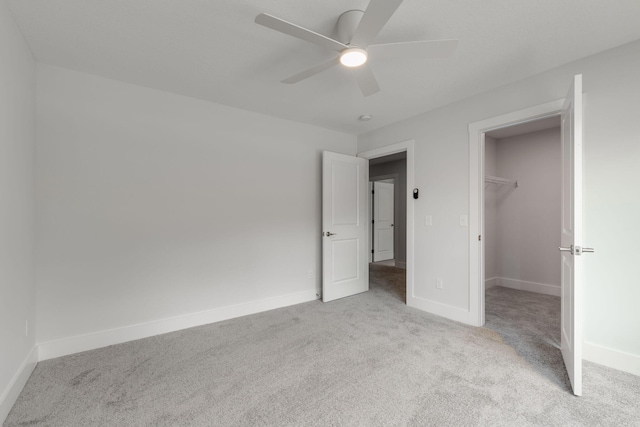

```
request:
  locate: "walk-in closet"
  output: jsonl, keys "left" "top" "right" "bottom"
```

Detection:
{"left": 484, "top": 117, "right": 562, "bottom": 296}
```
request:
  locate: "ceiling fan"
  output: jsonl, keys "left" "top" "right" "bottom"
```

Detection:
{"left": 255, "top": 0, "right": 458, "bottom": 97}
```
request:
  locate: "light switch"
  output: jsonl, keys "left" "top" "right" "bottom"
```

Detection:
{"left": 425, "top": 215, "right": 432, "bottom": 226}
{"left": 460, "top": 215, "right": 468, "bottom": 227}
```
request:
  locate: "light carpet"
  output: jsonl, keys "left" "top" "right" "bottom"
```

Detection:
{"left": 5, "top": 265, "right": 640, "bottom": 426}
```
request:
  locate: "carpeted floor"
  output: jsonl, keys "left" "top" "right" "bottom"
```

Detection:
{"left": 5, "top": 265, "right": 640, "bottom": 426}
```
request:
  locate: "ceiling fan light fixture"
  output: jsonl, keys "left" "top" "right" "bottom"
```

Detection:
{"left": 340, "top": 48, "right": 368, "bottom": 67}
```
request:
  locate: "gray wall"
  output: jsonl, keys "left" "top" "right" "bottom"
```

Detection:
{"left": 0, "top": 1, "right": 37, "bottom": 420}
{"left": 370, "top": 159, "right": 407, "bottom": 264}
{"left": 359, "top": 39, "right": 640, "bottom": 371}
{"left": 484, "top": 136, "right": 498, "bottom": 280}
{"left": 495, "top": 127, "right": 561, "bottom": 288}
{"left": 35, "top": 64, "right": 356, "bottom": 347}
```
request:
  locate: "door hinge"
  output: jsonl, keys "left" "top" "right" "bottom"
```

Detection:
{"left": 372, "top": 220, "right": 374, "bottom": 224}
{"left": 371, "top": 249, "right": 374, "bottom": 254}
{"left": 478, "top": 235, "right": 482, "bottom": 241}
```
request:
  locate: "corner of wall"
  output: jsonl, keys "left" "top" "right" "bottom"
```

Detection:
{"left": 0, "top": 346, "right": 38, "bottom": 424}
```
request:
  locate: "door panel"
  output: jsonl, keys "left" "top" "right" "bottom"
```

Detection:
{"left": 322, "top": 151, "right": 369, "bottom": 302}
{"left": 373, "top": 181, "right": 395, "bottom": 261}
{"left": 560, "top": 74, "right": 583, "bottom": 396}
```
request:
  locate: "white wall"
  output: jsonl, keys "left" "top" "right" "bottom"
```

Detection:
{"left": 484, "top": 136, "right": 497, "bottom": 282}
{"left": 36, "top": 65, "right": 356, "bottom": 354}
{"left": 358, "top": 39, "right": 640, "bottom": 374}
{"left": 0, "top": 0, "right": 37, "bottom": 421}
{"left": 494, "top": 128, "right": 561, "bottom": 293}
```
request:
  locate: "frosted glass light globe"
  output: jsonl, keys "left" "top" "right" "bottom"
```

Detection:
{"left": 340, "top": 48, "right": 368, "bottom": 67}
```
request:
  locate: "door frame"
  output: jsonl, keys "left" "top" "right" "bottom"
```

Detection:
{"left": 468, "top": 100, "right": 564, "bottom": 326}
{"left": 358, "top": 140, "right": 415, "bottom": 306}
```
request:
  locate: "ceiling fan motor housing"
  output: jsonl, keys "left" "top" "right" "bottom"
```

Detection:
{"left": 335, "top": 10, "right": 365, "bottom": 45}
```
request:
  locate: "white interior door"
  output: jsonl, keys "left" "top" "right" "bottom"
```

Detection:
{"left": 322, "top": 151, "right": 369, "bottom": 302}
{"left": 560, "top": 74, "right": 584, "bottom": 396}
{"left": 373, "top": 181, "right": 394, "bottom": 262}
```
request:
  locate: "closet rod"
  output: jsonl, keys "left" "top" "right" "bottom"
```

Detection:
{"left": 485, "top": 175, "right": 518, "bottom": 188}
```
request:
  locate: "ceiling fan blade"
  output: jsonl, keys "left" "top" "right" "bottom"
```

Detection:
{"left": 367, "top": 39, "right": 459, "bottom": 60}
{"left": 350, "top": 0, "right": 404, "bottom": 48}
{"left": 354, "top": 64, "right": 380, "bottom": 97}
{"left": 256, "top": 13, "right": 348, "bottom": 52}
{"left": 281, "top": 57, "right": 340, "bottom": 84}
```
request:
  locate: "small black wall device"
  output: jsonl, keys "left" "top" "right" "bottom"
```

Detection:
{"left": 413, "top": 188, "right": 419, "bottom": 199}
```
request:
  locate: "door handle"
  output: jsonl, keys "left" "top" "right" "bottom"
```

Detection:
{"left": 325, "top": 232, "right": 337, "bottom": 237}
{"left": 559, "top": 245, "right": 595, "bottom": 256}
{"left": 575, "top": 246, "right": 594, "bottom": 255}
{"left": 559, "top": 245, "right": 574, "bottom": 255}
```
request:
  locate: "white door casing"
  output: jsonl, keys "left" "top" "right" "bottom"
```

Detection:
{"left": 322, "top": 151, "right": 369, "bottom": 302}
{"left": 373, "top": 181, "right": 394, "bottom": 262}
{"left": 560, "top": 74, "right": 584, "bottom": 396}
{"left": 358, "top": 139, "right": 415, "bottom": 309}
{"left": 469, "top": 98, "right": 564, "bottom": 326}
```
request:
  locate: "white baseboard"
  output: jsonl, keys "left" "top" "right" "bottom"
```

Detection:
{"left": 408, "top": 295, "right": 472, "bottom": 325}
{"left": 38, "top": 289, "right": 318, "bottom": 361}
{"left": 396, "top": 261, "right": 407, "bottom": 269}
{"left": 0, "top": 346, "right": 38, "bottom": 424}
{"left": 485, "top": 277, "right": 499, "bottom": 289}
{"left": 493, "top": 277, "right": 560, "bottom": 297}
{"left": 584, "top": 342, "right": 640, "bottom": 377}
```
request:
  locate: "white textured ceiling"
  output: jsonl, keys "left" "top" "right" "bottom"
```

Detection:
{"left": 7, "top": 0, "right": 640, "bottom": 134}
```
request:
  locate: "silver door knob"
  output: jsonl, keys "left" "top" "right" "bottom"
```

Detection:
{"left": 575, "top": 246, "right": 594, "bottom": 255}
{"left": 325, "top": 232, "right": 337, "bottom": 237}
{"left": 559, "top": 245, "right": 574, "bottom": 255}
{"left": 559, "top": 245, "right": 595, "bottom": 256}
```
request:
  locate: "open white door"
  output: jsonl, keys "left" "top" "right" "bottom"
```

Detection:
{"left": 560, "top": 74, "right": 592, "bottom": 396}
{"left": 322, "top": 151, "right": 369, "bottom": 302}
{"left": 373, "top": 181, "right": 394, "bottom": 262}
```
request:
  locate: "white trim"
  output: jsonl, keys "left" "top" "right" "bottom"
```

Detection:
{"left": 584, "top": 342, "right": 640, "bottom": 377}
{"left": 0, "top": 346, "right": 38, "bottom": 424}
{"left": 468, "top": 99, "right": 565, "bottom": 326}
{"left": 38, "top": 289, "right": 318, "bottom": 361}
{"left": 408, "top": 296, "right": 472, "bottom": 324}
{"left": 491, "top": 278, "right": 561, "bottom": 297}
{"left": 358, "top": 140, "right": 415, "bottom": 310}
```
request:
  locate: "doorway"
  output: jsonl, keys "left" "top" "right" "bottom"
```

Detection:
{"left": 368, "top": 153, "right": 407, "bottom": 302}
{"left": 482, "top": 117, "right": 569, "bottom": 389}
{"left": 358, "top": 139, "right": 415, "bottom": 307}
{"left": 483, "top": 117, "right": 561, "bottom": 297}
{"left": 468, "top": 74, "right": 586, "bottom": 396}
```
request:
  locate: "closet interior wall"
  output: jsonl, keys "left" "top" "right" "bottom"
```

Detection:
{"left": 485, "top": 127, "right": 562, "bottom": 296}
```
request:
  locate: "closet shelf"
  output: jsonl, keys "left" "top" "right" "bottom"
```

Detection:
{"left": 485, "top": 175, "right": 518, "bottom": 188}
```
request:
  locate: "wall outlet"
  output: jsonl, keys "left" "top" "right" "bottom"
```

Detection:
{"left": 308, "top": 270, "right": 314, "bottom": 279}
{"left": 436, "top": 278, "right": 443, "bottom": 289}
{"left": 459, "top": 215, "right": 468, "bottom": 227}
{"left": 25, "top": 320, "right": 28, "bottom": 337}
{"left": 425, "top": 215, "right": 432, "bottom": 226}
